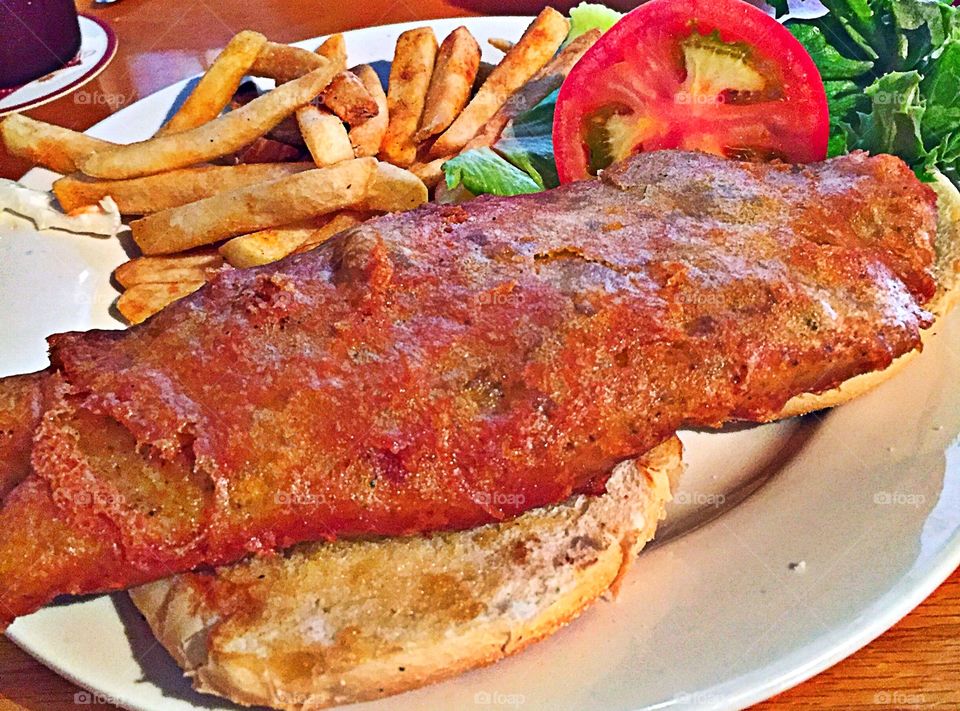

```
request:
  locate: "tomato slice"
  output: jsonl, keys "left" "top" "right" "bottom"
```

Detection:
{"left": 553, "top": 0, "right": 830, "bottom": 182}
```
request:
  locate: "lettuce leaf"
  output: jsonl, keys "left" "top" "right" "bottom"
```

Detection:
{"left": 565, "top": 2, "right": 623, "bottom": 45}
{"left": 442, "top": 91, "right": 560, "bottom": 196}
{"left": 779, "top": 0, "right": 960, "bottom": 188}
{"left": 443, "top": 148, "right": 541, "bottom": 196}
{"left": 823, "top": 79, "right": 868, "bottom": 116}
{"left": 921, "top": 39, "right": 960, "bottom": 142}
{"left": 492, "top": 90, "right": 560, "bottom": 190}
{"left": 788, "top": 24, "right": 874, "bottom": 78}
{"left": 823, "top": 80, "right": 868, "bottom": 155}
{"left": 441, "top": 4, "right": 623, "bottom": 198}
{"left": 855, "top": 71, "right": 926, "bottom": 163}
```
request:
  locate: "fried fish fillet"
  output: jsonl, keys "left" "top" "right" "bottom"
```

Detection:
{"left": 0, "top": 150, "right": 936, "bottom": 628}
{"left": 0, "top": 372, "right": 44, "bottom": 500}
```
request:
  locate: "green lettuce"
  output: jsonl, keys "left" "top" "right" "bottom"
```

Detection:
{"left": 858, "top": 71, "right": 926, "bottom": 164}
{"left": 921, "top": 40, "right": 960, "bottom": 143}
{"left": 787, "top": 24, "right": 875, "bottom": 79}
{"left": 490, "top": 89, "right": 560, "bottom": 189}
{"left": 777, "top": 0, "right": 960, "bottom": 187}
{"left": 565, "top": 2, "right": 624, "bottom": 45}
{"left": 441, "top": 4, "right": 622, "bottom": 198}
{"left": 444, "top": 148, "right": 541, "bottom": 196}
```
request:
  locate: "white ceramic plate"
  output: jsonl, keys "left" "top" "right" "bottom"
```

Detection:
{"left": 3, "top": 16, "right": 959, "bottom": 711}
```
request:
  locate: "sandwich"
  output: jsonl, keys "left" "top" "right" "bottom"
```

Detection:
{"left": 0, "top": 148, "right": 952, "bottom": 708}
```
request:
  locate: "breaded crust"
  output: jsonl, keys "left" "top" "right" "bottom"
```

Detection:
{"left": 0, "top": 372, "right": 45, "bottom": 501}
{"left": 0, "top": 151, "right": 937, "bottom": 629}
{"left": 778, "top": 174, "right": 960, "bottom": 419}
{"left": 130, "top": 436, "right": 682, "bottom": 710}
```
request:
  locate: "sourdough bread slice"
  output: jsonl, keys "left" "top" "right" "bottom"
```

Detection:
{"left": 130, "top": 435, "right": 682, "bottom": 711}
{"left": 778, "top": 174, "right": 960, "bottom": 419}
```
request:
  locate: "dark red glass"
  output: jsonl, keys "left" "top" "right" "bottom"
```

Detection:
{"left": 0, "top": 0, "right": 82, "bottom": 89}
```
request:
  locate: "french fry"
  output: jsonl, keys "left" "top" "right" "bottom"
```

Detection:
{"left": 348, "top": 65, "right": 388, "bottom": 158}
{"left": 251, "top": 41, "right": 344, "bottom": 82}
{"left": 322, "top": 71, "right": 379, "bottom": 126}
{"left": 361, "top": 161, "right": 428, "bottom": 212}
{"left": 219, "top": 220, "right": 324, "bottom": 268}
{"left": 414, "top": 27, "right": 481, "bottom": 144}
{"left": 466, "top": 29, "right": 601, "bottom": 150}
{"left": 114, "top": 249, "right": 224, "bottom": 288}
{"left": 53, "top": 163, "right": 314, "bottom": 214}
{"left": 0, "top": 114, "right": 112, "bottom": 174}
{"left": 409, "top": 156, "right": 447, "bottom": 189}
{"left": 317, "top": 34, "right": 347, "bottom": 65}
{"left": 117, "top": 281, "right": 205, "bottom": 325}
{"left": 220, "top": 163, "right": 420, "bottom": 267}
{"left": 380, "top": 28, "right": 438, "bottom": 168}
{"left": 430, "top": 8, "right": 569, "bottom": 158}
{"left": 78, "top": 65, "right": 338, "bottom": 179}
{"left": 295, "top": 210, "right": 374, "bottom": 253}
{"left": 226, "top": 80, "right": 305, "bottom": 149}
{"left": 296, "top": 105, "right": 354, "bottom": 167}
{"left": 488, "top": 38, "right": 514, "bottom": 53}
{"left": 131, "top": 157, "right": 377, "bottom": 254}
{"left": 156, "top": 31, "right": 267, "bottom": 136}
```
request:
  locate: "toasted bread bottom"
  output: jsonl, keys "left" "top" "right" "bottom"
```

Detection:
{"left": 131, "top": 436, "right": 682, "bottom": 711}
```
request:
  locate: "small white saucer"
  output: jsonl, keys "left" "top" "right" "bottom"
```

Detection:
{"left": 0, "top": 15, "right": 118, "bottom": 117}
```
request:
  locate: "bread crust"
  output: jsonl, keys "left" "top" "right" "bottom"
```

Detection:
{"left": 777, "top": 175, "right": 960, "bottom": 419}
{"left": 131, "top": 436, "right": 682, "bottom": 710}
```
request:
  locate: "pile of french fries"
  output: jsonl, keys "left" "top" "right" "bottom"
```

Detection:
{"left": 0, "top": 8, "right": 599, "bottom": 324}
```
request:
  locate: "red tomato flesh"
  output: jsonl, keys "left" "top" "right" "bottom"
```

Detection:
{"left": 553, "top": 0, "right": 830, "bottom": 182}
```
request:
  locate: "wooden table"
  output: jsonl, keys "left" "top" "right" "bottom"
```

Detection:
{"left": 1, "top": 1, "right": 958, "bottom": 708}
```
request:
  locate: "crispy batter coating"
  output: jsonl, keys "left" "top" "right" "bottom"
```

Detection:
{"left": 0, "top": 150, "right": 936, "bottom": 627}
{"left": 0, "top": 372, "right": 45, "bottom": 501}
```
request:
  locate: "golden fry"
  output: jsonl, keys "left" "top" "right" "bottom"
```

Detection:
{"left": 295, "top": 210, "right": 374, "bottom": 253}
{"left": 414, "top": 27, "right": 481, "bottom": 144}
{"left": 488, "top": 38, "right": 514, "bottom": 53}
{"left": 117, "top": 281, "right": 205, "bottom": 325}
{"left": 430, "top": 8, "right": 568, "bottom": 158}
{"left": 157, "top": 31, "right": 267, "bottom": 136}
{"left": 296, "top": 105, "right": 354, "bottom": 167}
{"left": 78, "top": 65, "right": 337, "bottom": 179}
{"left": 361, "top": 161, "right": 428, "bottom": 212}
{"left": 316, "top": 34, "right": 347, "bottom": 65}
{"left": 0, "top": 114, "right": 111, "bottom": 174}
{"left": 466, "top": 29, "right": 601, "bottom": 150}
{"left": 323, "top": 71, "right": 379, "bottom": 126}
{"left": 251, "top": 41, "right": 344, "bottom": 82}
{"left": 130, "top": 157, "right": 377, "bottom": 254}
{"left": 380, "top": 27, "right": 438, "bottom": 167}
{"left": 219, "top": 220, "right": 323, "bottom": 268}
{"left": 53, "top": 163, "right": 313, "bottom": 214}
{"left": 408, "top": 156, "right": 446, "bottom": 189}
{"left": 114, "top": 249, "right": 224, "bottom": 288}
{"left": 348, "top": 65, "right": 388, "bottom": 158}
